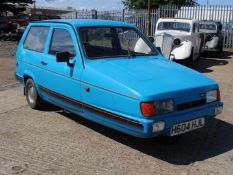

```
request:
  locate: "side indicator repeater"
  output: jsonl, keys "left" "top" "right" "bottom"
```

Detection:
{"left": 84, "top": 87, "right": 90, "bottom": 92}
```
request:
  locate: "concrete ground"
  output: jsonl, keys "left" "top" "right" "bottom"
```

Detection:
{"left": 0, "top": 41, "right": 233, "bottom": 175}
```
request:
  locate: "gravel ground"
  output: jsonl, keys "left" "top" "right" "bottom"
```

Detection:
{"left": 0, "top": 41, "right": 233, "bottom": 175}
{"left": 0, "top": 58, "right": 16, "bottom": 86}
{"left": 0, "top": 41, "right": 18, "bottom": 86}
{"left": 0, "top": 41, "right": 18, "bottom": 58}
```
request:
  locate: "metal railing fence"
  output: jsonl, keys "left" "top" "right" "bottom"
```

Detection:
{"left": 61, "top": 5, "right": 233, "bottom": 48}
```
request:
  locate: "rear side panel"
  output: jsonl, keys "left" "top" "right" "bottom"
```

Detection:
{"left": 15, "top": 23, "right": 51, "bottom": 83}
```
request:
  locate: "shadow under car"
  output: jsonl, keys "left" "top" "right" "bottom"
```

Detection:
{"left": 56, "top": 110, "right": 233, "bottom": 165}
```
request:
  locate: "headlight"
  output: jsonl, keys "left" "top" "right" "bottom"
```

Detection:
{"left": 141, "top": 99, "right": 174, "bottom": 117}
{"left": 156, "top": 99, "right": 174, "bottom": 114}
{"left": 173, "top": 38, "right": 181, "bottom": 45}
{"left": 206, "top": 89, "right": 220, "bottom": 103}
{"left": 206, "top": 34, "right": 213, "bottom": 41}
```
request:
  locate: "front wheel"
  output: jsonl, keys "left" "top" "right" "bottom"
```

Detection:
{"left": 190, "top": 47, "right": 201, "bottom": 62}
{"left": 25, "top": 78, "right": 44, "bottom": 109}
{"left": 218, "top": 45, "right": 223, "bottom": 53}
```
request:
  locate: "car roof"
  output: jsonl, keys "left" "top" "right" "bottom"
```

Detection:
{"left": 157, "top": 18, "right": 197, "bottom": 24}
{"left": 32, "top": 19, "right": 134, "bottom": 27}
{"left": 199, "top": 20, "right": 221, "bottom": 24}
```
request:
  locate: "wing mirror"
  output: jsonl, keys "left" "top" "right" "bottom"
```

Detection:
{"left": 56, "top": 52, "right": 74, "bottom": 66}
{"left": 156, "top": 47, "right": 161, "bottom": 53}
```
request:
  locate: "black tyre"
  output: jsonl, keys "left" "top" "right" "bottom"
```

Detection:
{"left": 189, "top": 48, "right": 200, "bottom": 62}
{"left": 25, "top": 78, "right": 44, "bottom": 109}
{"left": 188, "top": 48, "right": 194, "bottom": 61}
{"left": 195, "top": 52, "right": 201, "bottom": 62}
{"left": 219, "top": 46, "right": 223, "bottom": 53}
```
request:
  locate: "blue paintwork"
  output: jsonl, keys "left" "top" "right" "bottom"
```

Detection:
{"left": 15, "top": 19, "right": 223, "bottom": 138}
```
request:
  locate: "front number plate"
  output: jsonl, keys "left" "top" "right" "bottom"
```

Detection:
{"left": 170, "top": 118, "right": 205, "bottom": 136}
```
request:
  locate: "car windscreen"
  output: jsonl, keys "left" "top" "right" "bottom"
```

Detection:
{"left": 157, "top": 22, "right": 191, "bottom": 32}
{"left": 78, "top": 27, "right": 157, "bottom": 59}
{"left": 199, "top": 23, "right": 217, "bottom": 32}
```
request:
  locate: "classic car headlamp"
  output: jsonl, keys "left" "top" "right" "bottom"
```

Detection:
{"left": 206, "top": 89, "right": 220, "bottom": 103}
{"left": 206, "top": 34, "right": 213, "bottom": 41}
{"left": 141, "top": 99, "right": 174, "bottom": 117}
{"left": 173, "top": 38, "right": 181, "bottom": 46}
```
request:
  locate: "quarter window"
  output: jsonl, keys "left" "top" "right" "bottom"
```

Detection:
{"left": 49, "top": 28, "right": 76, "bottom": 57}
{"left": 24, "top": 26, "right": 49, "bottom": 52}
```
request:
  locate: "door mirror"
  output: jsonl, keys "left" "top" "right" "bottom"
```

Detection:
{"left": 56, "top": 52, "right": 74, "bottom": 67}
{"left": 156, "top": 47, "right": 161, "bottom": 53}
{"left": 56, "top": 51, "right": 70, "bottom": 63}
{"left": 148, "top": 36, "right": 155, "bottom": 43}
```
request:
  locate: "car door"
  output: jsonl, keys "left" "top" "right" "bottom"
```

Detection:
{"left": 20, "top": 24, "right": 50, "bottom": 84}
{"left": 39, "top": 24, "right": 83, "bottom": 112}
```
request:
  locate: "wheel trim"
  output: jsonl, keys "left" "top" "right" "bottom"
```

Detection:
{"left": 28, "top": 84, "right": 36, "bottom": 104}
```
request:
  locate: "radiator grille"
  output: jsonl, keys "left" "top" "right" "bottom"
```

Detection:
{"left": 176, "top": 99, "right": 206, "bottom": 111}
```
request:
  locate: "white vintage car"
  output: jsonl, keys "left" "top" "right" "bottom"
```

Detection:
{"left": 154, "top": 18, "right": 202, "bottom": 61}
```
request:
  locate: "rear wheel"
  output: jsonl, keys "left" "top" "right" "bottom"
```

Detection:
{"left": 25, "top": 78, "right": 44, "bottom": 109}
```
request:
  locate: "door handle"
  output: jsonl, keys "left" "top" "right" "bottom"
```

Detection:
{"left": 40, "top": 61, "right": 47, "bottom": 65}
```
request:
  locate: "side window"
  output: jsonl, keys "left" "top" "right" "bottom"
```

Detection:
{"left": 49, "top": 28, "right": 76, "bottom": 57}
{"left": 24, "top": 26, "right": 49, "bottom": 52}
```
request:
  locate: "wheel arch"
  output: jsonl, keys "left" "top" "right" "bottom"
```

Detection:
{"left": 23, "top": 70, "right": 36, "bottom": 85}
{"left": 23, "top": 70, "right": 39, "bottom": 95}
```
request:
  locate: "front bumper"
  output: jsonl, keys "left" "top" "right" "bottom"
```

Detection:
{"left": 129, "top": 101, "right": 223, "bottom": 138}
{"left": 202, "top": 47, "right": 221, "bottom": 52}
